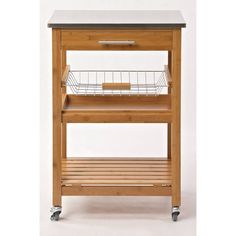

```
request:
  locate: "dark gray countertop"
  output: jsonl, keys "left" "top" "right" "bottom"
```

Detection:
{"left": 48, "top": 10, "right": 186, "bottom": 28}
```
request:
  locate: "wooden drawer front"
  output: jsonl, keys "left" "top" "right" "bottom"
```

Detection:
{"left": 61, "top": 30, "right": 173, "bottom": 50}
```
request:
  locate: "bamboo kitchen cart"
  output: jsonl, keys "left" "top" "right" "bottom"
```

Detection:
{"left": 48, "top": 10, "right": 186, "bottom": 221}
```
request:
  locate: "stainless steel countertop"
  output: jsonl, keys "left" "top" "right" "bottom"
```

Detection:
{"left": 48, "top": 10, "right": 186, "bottom": 28}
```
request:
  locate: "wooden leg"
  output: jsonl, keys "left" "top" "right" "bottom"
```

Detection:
{"left": 167, "top": 122, "right": 171, "bottom": 158}
{"left": 52, "top": 29, "right": 62, "bottom": 206}
{"left": 167, "top": 51, "right": 172, "bottom": 159}
{"left": 62, "top": 122, "right": 67, "bottom": 159}
{"left": 61, "top": 49, "right": 67, "bottom": 159}
{"left": 171, "top": 30, "right": 181, "bottom": 207}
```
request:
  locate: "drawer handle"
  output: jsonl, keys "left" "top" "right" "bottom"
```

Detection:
{"left": 98, "top": 40, "right": 136, "bottom": 46}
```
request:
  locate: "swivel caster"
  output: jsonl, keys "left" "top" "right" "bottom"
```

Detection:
{"left": 50, "top": 206, "right": 62, "bottom": 221}
{"left": 171, "top": 206, "right": 180, "bottom": 222}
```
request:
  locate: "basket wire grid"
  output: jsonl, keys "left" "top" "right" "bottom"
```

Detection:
{"left": 65, "top": 70, "right": 168, "bottom": 96}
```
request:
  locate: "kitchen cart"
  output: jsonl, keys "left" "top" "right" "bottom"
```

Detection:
{"left": 48, "top": 10, "right": 186, "bottom": 221}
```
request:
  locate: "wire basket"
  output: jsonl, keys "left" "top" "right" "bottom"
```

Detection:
{"left": 65, "top": 70, "right": 168, "bottom": 96}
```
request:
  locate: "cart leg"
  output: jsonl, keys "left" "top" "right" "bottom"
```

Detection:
{"left": 167, "top": 51, "right": 172, "bottom": 159}
{"left": 52, "top": 29, "right": 62, "bottom": 220}
{"left": 170, "top": 29, "right": 181, "bottom": 218}
{"left": 62, "top": 122, "right": 67, "bottom": 159}
{"left": 61, "top": 48, "right": 67, "bottom": 160}
{"left": 167, "top": 123, "right": 171, "bottom": 159}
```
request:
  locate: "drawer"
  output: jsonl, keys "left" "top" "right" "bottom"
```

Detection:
{"left": 61, "top": 30, "right": 173, "bottom": 50}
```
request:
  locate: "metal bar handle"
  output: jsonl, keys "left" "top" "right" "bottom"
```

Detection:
{"left": 98, "top": 40, "right": 136, "bottom": 46}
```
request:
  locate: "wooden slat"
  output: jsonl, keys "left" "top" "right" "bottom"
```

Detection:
{"left": 64, "top": 157, "right": 168, "bottom": 160}
{"left": 62, "top": 171, "right": 171, "bottom": 176}
{"left": 62, "top": 167, "right": 171, "bottom": 172}
{"left": 63, "top": 111, "right": 172, "bottom": 123}
{"left": 62, "top": 162, "right": 170, "bottom": 165}
{"left": 62, "top": 159, "right": 170, "bottom": 162}
{"left": 62, "top": 185, "right": 172, "bottom": 196}
{"left": 62, "top": 179, "right": 171, "bottom": 184}
{"left": 62, "top": 164, "right": 170, "bottom": 168}
{"left": 62, "top": 161, "right": 170, "bottom": 165}
{"left": 62, "top": 158, "right": 171, "bottom": 165}
{"left": 62, "top": 176, "right": 171, "bottom": 180}
{"left": 64, "top": 94, "right": 171, "bottom": 107}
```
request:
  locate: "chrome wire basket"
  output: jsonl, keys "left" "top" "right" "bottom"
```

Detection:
{"left": 65, "top": 70, "right": 168, "bottom": 96}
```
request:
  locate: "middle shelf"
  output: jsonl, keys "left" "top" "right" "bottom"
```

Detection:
{"left": 62, "top": 95, "right": 172, "bottom": 123}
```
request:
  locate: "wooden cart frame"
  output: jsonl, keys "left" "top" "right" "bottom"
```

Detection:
{"left": 49, "top": 11, "right": 185, "bottom": 221}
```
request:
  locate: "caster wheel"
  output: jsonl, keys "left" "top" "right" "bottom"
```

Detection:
{"left": 50, "top": 206, "right": 62, "bottom": 221}
{"left": 50, "top": 211, "right": 61, "bottom": 221}
{"left": 171, "top": 206, "right": 180, "bottom": 222}
{"left": 172, "top": 212, "right": 179, "bottom": 222}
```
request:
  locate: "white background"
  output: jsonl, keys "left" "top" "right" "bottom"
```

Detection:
{"left": 1, "top": 0, "right": 236, "bottom": 235}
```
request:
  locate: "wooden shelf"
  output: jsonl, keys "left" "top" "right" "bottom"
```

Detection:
{"left": 61, "top": 158, "right": 172, "bottom": 196}
{"left": 62, "top": 95, "right": 172, "bottom": 123}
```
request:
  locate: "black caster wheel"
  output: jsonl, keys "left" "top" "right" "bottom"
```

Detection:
{"left": 171, "top": 206, "right": 180, "bottom": 222}
{"left": 50, "top": 206, "right": 62, "bottom": 221}
{"left": 50, "top": 211, "right": 61, "bottom": 221}
{"left": 172, "top": 212, "right": 179, "bottom": 221}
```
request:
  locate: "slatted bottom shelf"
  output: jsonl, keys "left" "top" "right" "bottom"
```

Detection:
{"left": 61, "top": 158, "right": 172, "bottom": 196}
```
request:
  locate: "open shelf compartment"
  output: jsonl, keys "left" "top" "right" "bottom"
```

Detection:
{"left": 61, "top": 65, "right": 172, "bottom": 123}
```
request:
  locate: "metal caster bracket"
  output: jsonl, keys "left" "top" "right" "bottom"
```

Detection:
{"left": 50, "top": 206, "right": 62, "bottom": 221}
{"left": 171, "top": 206, "right": 180, "bottom": 222}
